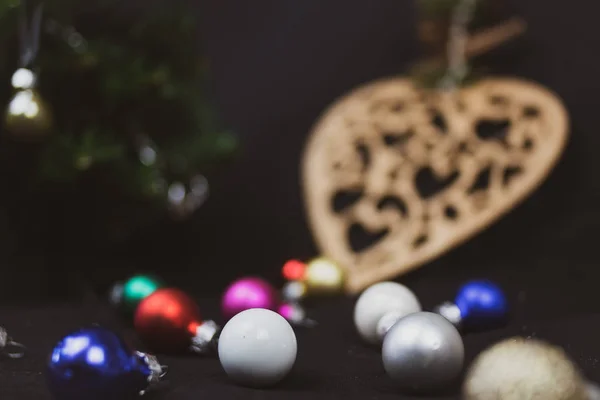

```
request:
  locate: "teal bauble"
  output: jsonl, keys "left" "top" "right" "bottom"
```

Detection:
{"left": 110, "top": 274, "right": 163, "bottom": 313}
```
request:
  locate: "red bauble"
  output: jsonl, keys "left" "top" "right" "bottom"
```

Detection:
{"left": 134, "top": 288, "right": 202, "bottom": 353}
{"left": 282, "top": 259, "right": 306, "bottom": 281}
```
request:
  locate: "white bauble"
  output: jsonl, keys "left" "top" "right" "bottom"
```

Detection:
{"left": 353, "top": 281, "right": 421, "bottom": 344}
{"left": 218, "top": 308, "right": 297, "bottom": 387}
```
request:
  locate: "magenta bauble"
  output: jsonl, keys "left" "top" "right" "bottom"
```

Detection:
{"left": 221, "top": 277, "right": 279, "bottom": 319}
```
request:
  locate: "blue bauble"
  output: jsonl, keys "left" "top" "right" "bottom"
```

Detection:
{"left": 46, "top": 327, "right": 152, "bottom": 400}
{"left": 455, "top": 280, "right": 508, "bottom": 329}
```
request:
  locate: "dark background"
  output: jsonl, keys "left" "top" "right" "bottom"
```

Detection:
{"left": 3, "top": 0, "right": 600, "bottom": 398}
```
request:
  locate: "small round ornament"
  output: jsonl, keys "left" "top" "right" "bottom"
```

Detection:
{"left": 277, "top": 302, "right": 316, "bottom": 327}
{"left": 382, "top": 312, "right": 464, "bottom": 391}
{"left": 303, "top": 257, "right": 344, "bottom": 294}
{"left": 435, "top": 279, "right": 508, "bottom": 330}
{"left": 109, "top": 274, "right": 163, "bottom": 313}
{"left": 463, "top": 337, "right": 588, "bottom": 400}
{"left": 134, "top": 288, "right": 219, "bottom": 354}
{"left": 282, "top": 259, "right": 307, "bottom": 281}
{"left": 218, "top": 308, "right": 297, "bottom": 387}
{"left": 4, "top": 68, "right": 52, "bottom": 140}
{"left": 281, "top": 280, "right": 308, "bottom": 302}
{"left": 221, "top": 277, "right": 279, "bottom": 320}
{"left": 353, "top": 281, "right": 421, "bottom": 345}
{"left": 167, "top": 175, "right": 209, "bottom": 220}
{"left": 46, "top": 326, "right": 167, "bottom": 400}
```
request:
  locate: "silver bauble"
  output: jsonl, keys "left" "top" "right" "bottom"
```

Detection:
{"left": 382, "top": 311, "right": 464, "bottom": 391}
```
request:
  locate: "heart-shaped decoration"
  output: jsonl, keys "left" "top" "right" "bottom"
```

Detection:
{"left": 302, "top": 77, "right": 568, "bottom": 293}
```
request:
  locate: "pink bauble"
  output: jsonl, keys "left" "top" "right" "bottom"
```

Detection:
{"left": 221, "top": 277, "right": 279, "bottom": 319}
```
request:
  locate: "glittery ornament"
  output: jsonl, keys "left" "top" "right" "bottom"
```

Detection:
{"left": 463, "top": 337, "right": 588, "bottom": 400}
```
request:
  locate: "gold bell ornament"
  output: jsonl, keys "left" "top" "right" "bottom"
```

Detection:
{"left": 4, "top": 68, "right": 52, "bottom": 140}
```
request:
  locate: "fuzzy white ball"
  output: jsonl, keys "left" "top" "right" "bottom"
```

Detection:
{"left": 463, "top": 337, "right": 588, "bottom": 400}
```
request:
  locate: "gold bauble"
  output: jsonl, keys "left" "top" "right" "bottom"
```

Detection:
{"left": 463, "top": 337, "right": 588, "bottom": 400}
{"left": 304, "top": 257, "right": 345, "bottom": 294}
{"left": 5, "top": 88, "right": 53, "bottom": 140}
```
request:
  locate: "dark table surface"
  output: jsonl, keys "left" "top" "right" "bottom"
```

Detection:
{"left": 5, "top": 0, "right": 600, "bottom": 398}
{"left": 3, "top": 286, "right": 600, "bottom": 400}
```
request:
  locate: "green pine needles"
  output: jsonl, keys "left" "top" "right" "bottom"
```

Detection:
{"left": 0, "top": 0, "right": 238, "bottom": 204}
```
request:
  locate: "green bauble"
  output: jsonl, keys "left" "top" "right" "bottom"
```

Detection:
{"left": 123, "top": 274, "right": 162, "bottom": 309}
{"left": 110, "top": 274, "right": 163, "bottom": 313}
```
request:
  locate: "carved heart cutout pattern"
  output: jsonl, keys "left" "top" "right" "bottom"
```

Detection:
{"left": 302, "top": 78, "right": 568, "bottom": 293}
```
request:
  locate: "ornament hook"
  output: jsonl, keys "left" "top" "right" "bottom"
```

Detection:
{"left": 158, "top": 364, "right": 169, "bottom": 379}
{"left": 136, "top": 351, "right": 168, "bottom": 396}
{"left": 0, "top": 327, "right": 26, "bottom": 359}
{"left": 189, "top": 320, "right": 220, "bottom": 355}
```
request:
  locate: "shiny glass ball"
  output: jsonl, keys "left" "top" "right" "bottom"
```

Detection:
{"left": 277, "top": 302, "right": 307, "bottom": 324}
{"left": 11, "top": 68, "right": 36, "bottom": 89}
{"left": 122, "top": 274, "right": 162, "bottom": 311}
{"left": 5, "top": 88, "right": 52, "bottom": 140}
{"left": 455, "top": 280, "right": 508, "bottom": 329}
{"left": 281, "top": 281, "right": 308, "bottom": 302}
{"left": 354, "top": 281, "right": 421, "bottom": 345}
{"left": 134, "top": 288, "right": 202, "bottom": 353}
{"left": 110, "top": 274, "right": 163, "bottom": 314}
{"left": 282, "top": 259, "right": 307, "bottom": 281}
{"left": 382, "top": 312, "right": 464, "bottom": 391}
{"left": 46, "top": 327, "right": 152, "bottom": 400}
{"left": 221, "top": 277, "right": 279, "bottom": 320}
{"left": 218, "top": 308, "right": 297, "bottom": 387}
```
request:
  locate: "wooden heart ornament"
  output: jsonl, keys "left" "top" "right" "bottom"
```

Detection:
{"left": 302, "top": 77, "right": 568, "bottom": 293}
